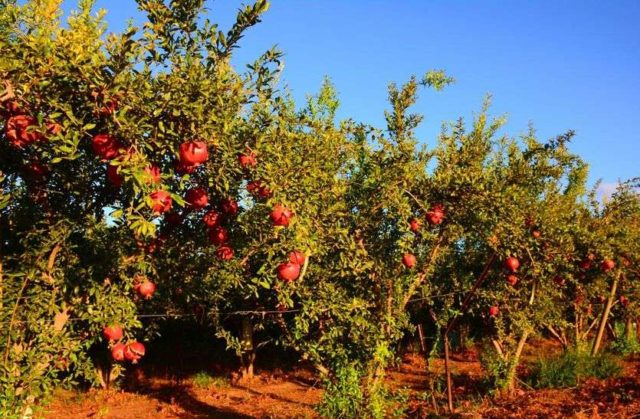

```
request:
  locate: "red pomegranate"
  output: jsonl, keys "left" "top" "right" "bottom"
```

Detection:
{"left": 92, "top": 133, "right": 121, "bottom": 160}
{"left": 288, "top": 250, "right": 306, "bottom": 265}
{"left": 504, "top": 257, "right": 520, "bottom": 273}
{"left": 106, "top": 164, "right": 123, "bottom": 187}
{"left": 579, "top": 259, "right": 592, "bottom": 270}
{"left": 270, "top": 204, "right": 293, "bottom": 227}
{"left": 179, "top": 141, "right": 208, "bottom": 166}
{"left": 208, "top": 226, "right": 229, "bottom": 246}
{"left": 402, "top": 253, "right": 417, "bottom": 269}
{"left": 203, "top": 210, "right": 223, "bottom": 228}
{"left": 103, "top": 325, "right": 124, "bottom": 342}
{"left": 620, "top": 295, "right": 629, "bottom": 307}
{"left": 111, "top": 343, "right": 126, "bottom": 362}
{"left": 124, "top": 341, "right": 146, "bottom": 363}
{"left": 136, "top": 280, "right": 156, "bottom": 300}
{"left": 216, "top": 246, "right": 234, "bottom": 261}
{"left": 425, "top": 203, "right": 445, "bottom": 225}
{"left": 532, "top": 230, "right": 541, "bottom": 239}
{"left": 489, "top": 306, "right": 499, "bottom": 317}
{"left": 185, "top": 187, "right": 209, "bottom": 209}
{"left": 601, "top": 259, "right": 615, "bottom": 272}
{"left": 277, "top": 262, "right": 301, "bottom": 282}
{"left": 238, "top": 151, "right": 257, "bottom": 168}
{"left": 506, "top": 274, "right": 518, "bottom": 286}
{"left": 221, "top": 197, "right": 239, "bottom": 217}
{"left": 5, "top": 115, "right": 41, "bottom": 147}
{"left": 409, "top": 218, "right": 421, "bottom": 233}
{"left": 149, "top": 190, "right": 172, "bottom": 214}
{"left": 553, "top": 276, "right": 565, "bottom": 286}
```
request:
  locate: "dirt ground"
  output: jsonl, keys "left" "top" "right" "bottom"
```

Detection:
{"left": 43, "top": 348, "right": 640, "bottom": 418}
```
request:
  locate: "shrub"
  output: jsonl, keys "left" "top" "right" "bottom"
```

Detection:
{"left": 528, "top": 350, "right": 622, "bottom": 389}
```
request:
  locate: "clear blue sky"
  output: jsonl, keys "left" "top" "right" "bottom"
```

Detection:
{"left": 63, "top": 1, "right": 639, "bottom": 191}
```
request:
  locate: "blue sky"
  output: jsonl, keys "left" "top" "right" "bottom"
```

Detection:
{"left": 63, "top": 1, "right": 639, "bottom": 191}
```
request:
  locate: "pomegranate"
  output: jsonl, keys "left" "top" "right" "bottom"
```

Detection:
{"left": 288, "top": 250, "right": 306, "bottom": 265}
{"left": 203, "top": 210, "right": 223, "bottom": 228}
{"left": 103, "top": 325, "right": 123, "bottom": 342}
{"left": 136, "top": 279, "right": 156, "bottom": 300}
{"left": 277, "top": 262, "right": 301, "bottom": 282}
{"left": 402, "top": 253, "right": 417, "bottom": 269}
{"left": 185, "top": 187, "right": 209, "bottom": 209}
{"left": 111, "top": 343, "right": 126, "bottom": 362}
{"left": 179, "top": 141, "right": 208, "bottom": 166}
{"left": 270, "top": 204, "right": 293, "bottom": 227}
{"left": 489, "top": 306, "right": 499, "bottom": 317}
{"left": 221, "top": 197, "right": 239, "bottom": 217}
{"left": 238, "top": 151, "right": 257, "bottom": 168}
{"left": 504, "top": 257, "right": 520, "bottom": 273}
{"left": 124, "top": 341, "right": 146, "bottom": 363}
{"left": 531, "top": 230, "right": 541, "bottom": 239}
{"left": 409, "top": 218, "right": 421, "bottom": 233}
{"left": 425, "top": 203, "right": 444, "bottom": 226}
{"left": 216, "top": 246, "right": 234, "bottom": 261}
{"left": 5, "top": 115, "right": 40, "bottom": 147}
{"left": 601, "top": 259, "right": 615, "bottom": 272}
{"left": 208, "top": 226, "right": 229, "bottom": 246}
{"left": 92, "top": 133, "right": 121, "bottom": 160}
{"left": 506, "top": 274, "right": 518, "bottom": 286}
{"left": 149, "top": 190, "right": 172, "bottom": 214}
{"left": 553, "top": 276, "right": 565, "bottom": 286}
{"left": 620, "top": 295, "right": 629, "bottom": 307}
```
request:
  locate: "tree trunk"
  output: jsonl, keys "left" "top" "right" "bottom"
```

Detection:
{"left": 239, "top": 317, "right": 255, "bottom": 380}
{"left": 505, "top": 330, "right": 529, "bottom": 393}
{"left": 591, "top": 275, "right": 619, "bottom": 356}
{"left": 443, "top": 331, "right": 454, "bottom": 413}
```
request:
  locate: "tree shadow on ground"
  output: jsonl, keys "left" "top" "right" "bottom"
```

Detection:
{"left": 134, "top": 383, "right": 252, "bottom": 419}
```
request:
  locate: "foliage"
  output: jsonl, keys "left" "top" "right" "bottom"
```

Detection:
{"left": 528, "top": 350, "right": 622, "bottom": 389}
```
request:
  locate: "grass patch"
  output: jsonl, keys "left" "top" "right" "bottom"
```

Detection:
{"left": 191, "top": 372, "right": 229, "bottom": 389}
{"left": 527, "top": 350, "right": 622, "bottom": 389}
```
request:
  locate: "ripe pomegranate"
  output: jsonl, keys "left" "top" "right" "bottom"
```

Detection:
{"left": 185, "top": 187, "right": 209, "bottom": 209}
{"left": 270, "top": 204, "right": 293, "bottom": 227}
{"left": 5, "top": 115, "right": 40, "bottom": 147}
{"left": 409, "top": 218, "right": 421, "bottom": 233}
{"left": 425, "top": 203, "right": 445, "bottom": 226}
{"left": 221, "top": 197, "right": 239, "bottom": 217}
{"left": 103, "top": 325, "right": 123, "bottom": 342}
{"left": 136, "top": 279, "right": 156, "bottom": 300}
{"left": 601, "top": 259, "right": 615, "bottom": 272}
{"left": 504, "top": 257, "right": 520, "bottom": 273}
{"left": 179, "top": 141, "right": 208, "bottom": 166}
{"left": 106, "top": 164, "right": 123, "bottom": 187}
{"left": 402, "top": 253, "right": 417, "bottom": 269}
{"left": 238, "top": 151, "right": 257, "bottom": 168}
{"left": 203, "top": 210, "right": 223, "bottom": 228}
{"left": 208, "top": 226, "right": 229, "bottom": 246}
{"left": 149, "top": 190, "right": 172, "bottom": 214}
{"left": 124, "top": 341, "right": 146, "bottom": 363}
{"left": 489, "top": 306, "right": 499, "bottom": 317}
{"left": 216, "top": 246, "right": 234, "bottom": 261}
{"left": 288, "top": 250, "right": 306, "bottom": 265}
{"left": 92, "top": 133, "right": 121, "bottom": 160}
{"left": 506, "top": 274, "right": 518, "bottom": 286}
{"left": 277, "top": 262, "right": 301, "bottom": 282}
{"left": 531, "top": 230, "right": 541, "bottom": 239}
{"left": 111, "top": 343, "right": 126, "bottom": 362}
{"left": 144, "top": 165, "right": 161, "bottom": 184}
